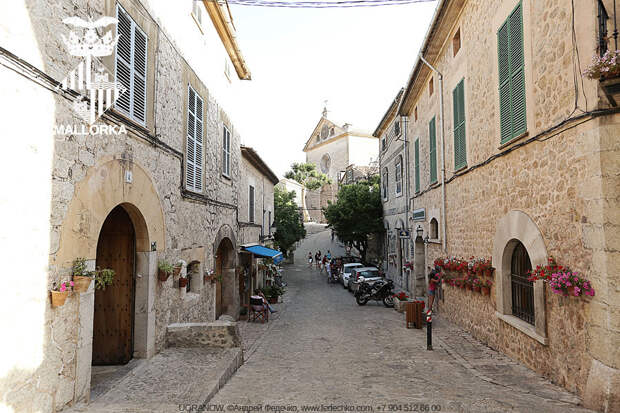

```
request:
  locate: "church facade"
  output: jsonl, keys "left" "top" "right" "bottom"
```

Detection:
{"left": 303, "top": 109, "right": 379, "bottom": 222}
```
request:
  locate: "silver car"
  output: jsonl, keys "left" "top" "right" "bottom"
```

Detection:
{"left": 341, "top": 263, "right": 363, "bottom": 289}
{"left": 349, "top": 267, "right": 383, "bottom": 293}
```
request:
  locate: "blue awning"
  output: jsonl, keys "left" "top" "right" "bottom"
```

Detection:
{"left": 242, "top": 245, "right": 284, "bottom": 264}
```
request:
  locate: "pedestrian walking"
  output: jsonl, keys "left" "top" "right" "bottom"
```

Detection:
{"left": 315, "top": 251, "right": 321, "bottom": 269}
{"left": 308, "top": 252, "right": 313, "bottom": 268}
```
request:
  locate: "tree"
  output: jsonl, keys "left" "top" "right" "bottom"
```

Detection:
{"left": 323, "top": 175, "right": 384, "bottom": 262}
{"left": 284, "top": 162, "right": 331, "bottom": 222}
{"left": 273, "top": 186, "right": 306, "bottom": 257}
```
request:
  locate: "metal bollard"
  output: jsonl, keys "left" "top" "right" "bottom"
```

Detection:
{"left": 426, "top": 310, "right": 433, "bottom": 351}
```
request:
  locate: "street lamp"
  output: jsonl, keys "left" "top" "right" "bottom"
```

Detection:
{"left": 416, "top": 225, "right": 423, "bottom": 239}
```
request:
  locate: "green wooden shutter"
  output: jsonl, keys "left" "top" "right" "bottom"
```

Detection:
{"left": 414, "top": 139, "right": 420, "bottom": 193}
{"left": 498, "top": 2, "right": 526, "bottom": 144}
{"left": 453, "top": 79, "right": 467, "bottom": 170}
{"left": 429, "top": 117, "right": 437, "bottom": 183}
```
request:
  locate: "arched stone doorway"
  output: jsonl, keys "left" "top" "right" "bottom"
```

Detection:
{"left": 215, "top": 238, "right": 235, "bottom": 318}
{"left": 93, "top": 205, "right": 136, "bottom": 365}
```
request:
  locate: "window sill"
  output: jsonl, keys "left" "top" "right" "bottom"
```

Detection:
{"left": 427, "top": 238, "right": 441, "bottom": 244}
{"left": 453, "top": 165, "right": 468, "bottom": 174}
{"left": 395, "top": 192, "right": 403, "bottom": 198}
{"left": 498, "top": 131, "right": 529, "bottom": 150}
{"left": 495, "top": 311, "right": 548, "bottom": 345}
{"left": 221, "top": 173, "right": 231, "bottom": 181}
{"left": 109, "top": 108, "right": 148, "bottom": 132}
{"left": 429, "top": 181, "right": 440, "bottom": 189}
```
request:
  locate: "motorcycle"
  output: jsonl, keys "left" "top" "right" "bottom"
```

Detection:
{"left": 354, "top": 278, "right": 394, "bottom": 307}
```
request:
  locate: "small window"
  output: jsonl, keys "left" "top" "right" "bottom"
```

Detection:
{"left": 395, "top": 157, "right": 402, "bottom": 195}
{"left": 321, "top": 125, "right": 329, "bottom": 139}
{"left": 511, "top": 242, "right": 534, "bottom": 325}
{"left": 187, "top": 261, "right": 201, "bottom": 293}
{"left": 381, "top": 136, "right": 386, "bottom": 152}
{"left": 268, "top": 211, "right": 272, "bottom": 235}
{"left": 430, "top": 218, "right": 438, "bottom": 239}
{"left": 414, "top": 106, "right": 418, "bottom": 121}
{"left": 429, "top": 77, "right": 434, "bottom": 96}
{"left": 222, "top": 126, "right": 231, "bottom": 177}
{"left": 394, "top": 120, "right": 401, "bottom": 136}
{"left": 330, "top": 127, "right": 335, "bottom": 136}
{"left": 382, "top": 168, "right": 389, "bottom": 200}
{"left": 452, "top": 28, "right": 461, "bottom": 56}
{"left": 249, "top": 185, "right": 255, "bottom": 223}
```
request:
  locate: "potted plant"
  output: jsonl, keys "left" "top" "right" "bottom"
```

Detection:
{"left": 158, "top": 260, "right": 173, "bottom": 282}
{"left": 51, "top": 280, "right": 74, "bottom": 307}
{"left": 465, "top": 276, "right": 473, "bottom": 291}
{"left": 584, "top": 49, "right": 620, "bottom": 106}
{"left": 549, "top": 271, "right": 595, "bottom": 298}
{"left": 173, "top": 262, "right": 183, "bottom": 277}
{"left": 481, "top": 280, "right": 492, "bottom": 296}
{"left": 94, "top": 268, "right": 116, "bottom": 290}
{"left": 72, "top": 258, "right": 94, "bottom": 293}
{"left": 472, "top": 278, "right": 481, "bottom": 293}
{"left": 204, "top": 270, "right": 215, "bottom": 283}
{"left": 178, "top": 276, "right": 188, "bottom": 288}
{"left": 393, "top": 291, "right": 410, "bottom": 312}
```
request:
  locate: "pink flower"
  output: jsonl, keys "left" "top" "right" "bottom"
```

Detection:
{"left": 70, "top": 281, "right": 75, "bottom": 287}
{"left": 60, "top": 284, "right": 66, "bottom": 292}
{"left": 574, "top": 287, "right": 581, "bottom": 296}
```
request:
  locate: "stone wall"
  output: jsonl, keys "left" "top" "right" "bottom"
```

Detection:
{"left": 401, "top": 0, "right": 618, "bottom": 410}
{"left": 0, "top": 1, "right": 247, "bottom": 412}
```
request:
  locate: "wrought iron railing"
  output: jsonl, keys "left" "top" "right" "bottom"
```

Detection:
{"left": 599, "top": 0, "right": 618, "bottom": 56}
{"left": 511, "top": 274, "right": 535, "bottom": 325}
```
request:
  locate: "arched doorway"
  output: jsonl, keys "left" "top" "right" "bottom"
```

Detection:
{"left": 215, "top": 238, "right": 235, "bottom": 318}
{"left": 93, "top": 205, "right": 136, "bottom": 365}
{"left": 414, "top": 234, "right": 425, "bottom": 296}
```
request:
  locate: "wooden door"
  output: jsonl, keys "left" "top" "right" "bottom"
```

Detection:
{"left": 215, "top": 251, "right": 223, "bottom": 318}
{"left": 93, "top": 206, "right": 135, "bottom": 365}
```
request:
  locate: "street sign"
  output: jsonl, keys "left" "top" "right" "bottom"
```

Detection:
{"left": 398, "top": 229, "right": 410, "bottom": 239}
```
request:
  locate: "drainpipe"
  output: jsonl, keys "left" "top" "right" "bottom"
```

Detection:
{"left": 419, "top": 53, "right": 447, "bottom": 253}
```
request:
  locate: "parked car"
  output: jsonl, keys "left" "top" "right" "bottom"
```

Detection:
{"left": 341, "top": 262, "right": 363, "bottom": 288}
{"left": 348, "top": 267, "right": 383, "bottom": 293}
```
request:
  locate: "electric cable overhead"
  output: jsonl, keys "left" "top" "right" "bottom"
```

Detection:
{"left": 225, "top": 0, "right": 436, "bottom": 8}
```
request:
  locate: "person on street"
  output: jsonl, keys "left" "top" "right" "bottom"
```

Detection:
{"left": 427, "top": 266, "right": 442, "bottom": 312}
{"left": 326, "top": 250, "right": 331, "bottom": 260}
{"left": 326, "top": 257, "right": 332, "bottom": 279}
{"left": 321, "top": 255, "right": 328, "bottom": 274}
{"left": 315, "top": 251, "right": 322, "bottom": 269}
{"left": 308, "top": 252, "right": 313, "bottom": 268}
{"left": 254, "top": 289, "right": 277, "bottom": 313}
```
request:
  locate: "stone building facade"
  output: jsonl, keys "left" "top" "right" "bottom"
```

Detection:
{"left": 303, "top": 109, "right": 378, "bottom": 223}
{"left": 374, "top": 89, "right": 416, "bottom": 292}
{"left": 238, "top": 145, "right": 279, "bottom": 296}
{"left": 397, "top": 0, "right": 619, "bottom": 410}
{"left": 0, "top": 0, "right": 252, "bottom": 411}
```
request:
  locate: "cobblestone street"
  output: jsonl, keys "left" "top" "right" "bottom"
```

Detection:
{"left": 213, "top": 257, "right": 594, "bottom": 413}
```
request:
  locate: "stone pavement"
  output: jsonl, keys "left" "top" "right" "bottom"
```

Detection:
{"left": 212, "top": 259, "right": 594, "bottom": 413}
{"left": 68, "top": 347, "right": 243, "bottom": 413}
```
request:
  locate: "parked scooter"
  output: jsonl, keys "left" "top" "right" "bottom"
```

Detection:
{"left": 354, "top": 278, "right": 394, "bottom": 307}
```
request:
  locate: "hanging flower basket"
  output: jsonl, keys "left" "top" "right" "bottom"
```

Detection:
{"left": 158, "top": 260, "right": 173, "bottom": 282}
{"left": 158, "top": 269, "right": 171, "bottom": 282}
{"left": 73, "top": 275, "right": 93, "bottom": 293}
{"left": 51, "top": 290, "right": 69, "bottom": 307}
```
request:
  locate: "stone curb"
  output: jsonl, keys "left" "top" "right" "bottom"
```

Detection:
{"left": 203, "top": 347, "right": 245, "bottom": 404}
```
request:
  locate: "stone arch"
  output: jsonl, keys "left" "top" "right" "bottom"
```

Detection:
{"left": 493, "top": 210, "right": 548, "bottom": 343}
{"left": 430, "top": 217, "right": 439, "bottom": 239}
{"left": 214, "top": 224, "right": 237, "bottom": 318}
{"left": 53, "top": 158, "right": 165, "bottom": 267}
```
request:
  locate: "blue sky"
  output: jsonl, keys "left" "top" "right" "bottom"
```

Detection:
{"left": 229, "top": 1, "right": 438, "bottom": 176}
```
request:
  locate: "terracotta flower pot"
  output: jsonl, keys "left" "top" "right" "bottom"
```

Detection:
{"left": 466, "top": 284, "right": 472, "bottom": 291}
{"left": 473, "top": 286, "right": 481, "bottom": 293}
{"left": 484, "top": 268, "right": 494, "bottom": 277}
{"left": 73, "top": 276, "right": 92, "bottom": 293}
{"left": 481, "top": 286, "right": 490, "bottom": 296}
{"left": 51, "top": 290, "right": 69, "bottom": 307}
{"left": 179, "top": 278, "right": 188, "bottom": 288}
{"left": 158, "top": 269, "right": 171, "bottom": 282}
{"left": 173, "top": 265, "right": 182, "bottom": 277}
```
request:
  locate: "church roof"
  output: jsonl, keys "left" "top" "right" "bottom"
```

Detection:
{"left": 303, "top": 112, "right": 375, "bottom": 153}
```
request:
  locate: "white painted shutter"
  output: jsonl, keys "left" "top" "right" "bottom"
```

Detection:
{"left": 115, "top": 5, "right": 132, "bottom": 115}
{"left": 195, "top": 93, "right": 203, "bottom": 191}
{"left": 115, "top": 5, "right": 147, "bottom": 125}
{"left": 186, "top": 86, "right": 196, "bottom": 191}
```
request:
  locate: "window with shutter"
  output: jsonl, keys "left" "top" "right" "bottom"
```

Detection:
{"left": 498, "top": 2, "right": 526, "bottom": 144}
{"left": 186, "top": 85, "right": 203, "bottom": 192}
{"left": 395, "top": 157, "right": 402, "bottom": 195}
{"left": 414, "top": 139, "right": 420, "bottom": 193}
{"left": 382, "top": 168, "right": 388, "bottom": 200}
{"left": 453, "top": 79, "right": 467, "bottom": 170}
{"left": 249, "top": 185, "right": 255, "bottom": 223}
{"left": 115, "top": 5, "right": 147, "bottom": 125}
{"left": 429, "top": 117, "right": 437, "bottom": 183}
{"left": 223, "top": 126, "right": 231, "bottom": 177}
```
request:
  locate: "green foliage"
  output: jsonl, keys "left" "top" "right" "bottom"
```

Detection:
{"left": 95, "top": 268, "right": 115, "bottom": 290}
{"left": 260, "top": 285, "right": 285, "bottom": 299}
{"left": 323, "top": 175, "right": 384, "bottom": 262}
{"left": 284, "top": 162, "right": 331, "bottom": 191}
{"left": 273, "top": 186, "right": 306, "bottom": 257}
{"left": 158, "top": 260, "right": 173, "bottom": 274}
{"left": 72, "top": 257, "right": 93, "bottom": 277}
